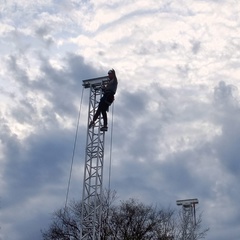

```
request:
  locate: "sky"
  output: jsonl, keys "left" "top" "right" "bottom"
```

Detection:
{"left": 0, "top": 0, "right": 240, "bottom": 239}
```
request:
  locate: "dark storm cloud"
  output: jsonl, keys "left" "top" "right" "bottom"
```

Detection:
{"left": 2, "top": 125, "right": 85, "bottom": 203}
{"left": 212, "top": 81, "right": 240, "bottom": 175}
{"left": 116, "top": 90, "right": 146, "bottom": 120}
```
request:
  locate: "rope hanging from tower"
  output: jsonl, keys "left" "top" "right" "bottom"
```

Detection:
{"left": 64, "top": 87, "right": 84, "bottom": 210}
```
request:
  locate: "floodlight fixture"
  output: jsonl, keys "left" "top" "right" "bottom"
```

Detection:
{"left": 176, "top": 198, "right": 199, "bottom": 207}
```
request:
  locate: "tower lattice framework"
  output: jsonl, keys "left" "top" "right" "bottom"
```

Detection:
{"left": 177, "top": 198, "right": 198, "bottom": 240}
{"left": 81, "top": 76, "right": 109, "bottom": 240}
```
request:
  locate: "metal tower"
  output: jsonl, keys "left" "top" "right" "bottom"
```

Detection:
{"left": 176, "top": 198, "right": 199, "bottom": 240}
{"left": 81, "top": 76, "right": 110, "bottom": 240}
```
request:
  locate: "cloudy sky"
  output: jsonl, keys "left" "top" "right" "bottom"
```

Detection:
{"left": 1, "top": 0, "right": 240, "bottom": 239}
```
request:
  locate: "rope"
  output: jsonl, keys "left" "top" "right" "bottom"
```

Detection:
{"left": 108, "top": 102, "right": 114, "bottom": 193}
{"left": 64, "top": 87, "right": 84, "bottom": 210}
{"left": 105, "top": 101, "right": 114, "bottom": 223}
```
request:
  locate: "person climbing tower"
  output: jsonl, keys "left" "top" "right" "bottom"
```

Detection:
{"left": 89, "top": 69, "right": 118, "bottom": 131}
